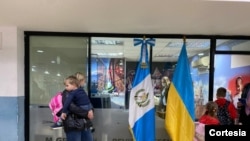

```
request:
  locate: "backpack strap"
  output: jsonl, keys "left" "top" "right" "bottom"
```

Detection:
{"left": 224, "top": 100, "right": 230, "bottom": 108}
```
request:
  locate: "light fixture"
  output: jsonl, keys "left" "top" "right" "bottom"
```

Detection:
{"left": 198, "top": 53, "right": 204, "bottom": 56}
{"left": 166, "top": 41, "right": 210, "bottom": 48}
{"left": 37, "top": 50, "right": 44, "bottom": 53}
{"left": 97, "top": 52, "right": 123, "bottom": 56}
{"left": 44, "top": 71, "right": 50, "bottom": 74}
{"left": 91, "top": 40, "right": 124, "bottom": 45}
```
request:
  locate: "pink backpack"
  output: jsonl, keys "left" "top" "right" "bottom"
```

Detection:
{"left": 49, "top": 92, "right": 63, "bottom": 122}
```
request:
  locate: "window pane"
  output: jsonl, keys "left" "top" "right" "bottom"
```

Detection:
{"left": 90, "top": 37, "right": 141, "bottom": 109}
{"left": 152, "top": 38, "right": 210, "bottom": 120}
{"left": 213, "top": 54, "right": 250, "bottom": 108}
{"left": 216, "top": 39, "right": 250, "bottom": 51}
{"left": 29, "top": 36, "right": 88, "bottom": 141}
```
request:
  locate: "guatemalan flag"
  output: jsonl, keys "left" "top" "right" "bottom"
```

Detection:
{"left": 165, "top": 40, "right": 195, "bottom": 141}
{"left": 129, "top": 38, "right": 155, "bottom": 141}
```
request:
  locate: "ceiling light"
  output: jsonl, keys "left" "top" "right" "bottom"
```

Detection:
{"left": 198, "top": 53, "right": 204, "bottom": 56}
{"left": 44, "top": 71, "right": 50, "bottom": 74}
{"left": 37, "top": 50, "right": 44, "bottom": 53}
{"left": 57, "top": 73, "right": 61, "bottom": 76}
{"left": 31, "top": 68, "right": 36, "bottom": 72}
{"left": 91, "top": 40, "right": 124, "bottom": 45}
{"left": 51, "top": 60, "right": 56, "bottom": 63}
{"left": 166, "top": 41, "right": 209, "bottom": 48}
{"left": 97, "top": 52, "right": 123, "bottom": 56}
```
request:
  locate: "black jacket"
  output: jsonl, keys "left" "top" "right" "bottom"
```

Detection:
{"left": 57, "top": 90, "right": 90, "bottom": 118}
{"left": 60, "top": 89, "right": 92, "bottom": 132}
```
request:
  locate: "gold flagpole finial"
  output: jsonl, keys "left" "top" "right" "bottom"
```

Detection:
{"left": 143, "top": 35, "right": 146, "bottom": 40}
{"left": 183, "top": 36, "right": 186, "bottom": 43}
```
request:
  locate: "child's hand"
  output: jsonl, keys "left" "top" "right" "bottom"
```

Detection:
{"left": 88, "top": 110, "right": 94, "bottom": 120}
{"left": 61, "top": 113, "right": 67, "bottom": 120}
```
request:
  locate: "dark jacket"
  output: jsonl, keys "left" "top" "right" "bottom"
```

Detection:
{"left": 238, "top": 105, "right": 250, "bottom": 125}
{"left": 60, "top": 90, "right": 91, "bottom": 132}
{"left": 62, "top": 87, "right": 91, "bottom": 113}
{"left": 56, "top": 90, "right": 89, "bottom": 118}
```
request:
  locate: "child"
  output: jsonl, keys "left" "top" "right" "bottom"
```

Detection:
{"left": 194, "top": 101, "right": 220, "bottom": 141}
{"left": 61, "top": 75, "right": 94, "bottom": 131}
{"left": 214, "top": 87, "right": 237, "bottom": 125}
{"left": 49, "top": 73, "right": 94, "bottom": 130}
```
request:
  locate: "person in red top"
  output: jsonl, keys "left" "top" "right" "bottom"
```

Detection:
{"left": 214, "top": 87, "right": 237, "bottom": 125}
{"left": 194, "top": 101, "right": 219, "bottom": 141}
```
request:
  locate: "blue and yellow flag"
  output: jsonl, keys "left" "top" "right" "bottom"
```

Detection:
{"left": 129, "top": 38, "right": 155, "bottom": 141}
{"left": 165, "top": 41, "right": 195, "bottom": 141}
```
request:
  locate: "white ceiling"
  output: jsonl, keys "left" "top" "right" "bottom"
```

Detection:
{"left": 2, "top": 0, "right": 250, "bottom": 63}
{"left": 1, "top": 0, "right": 250, "bottom": 35}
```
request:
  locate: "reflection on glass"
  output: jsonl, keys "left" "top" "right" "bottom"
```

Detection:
{"left": 152, "top": 38, "right": 210, "bottom": 120}
{"left": 214, "top": 54, "right": 250, "bottom": 107}
{"left": 29, "top": 36, "right": 88, "bottom": 105}
{"left": 216, "top": 39, "right": 250, "bottom": 51}
{"left": 29, "top": 36, "right": 88, "bottom": 141}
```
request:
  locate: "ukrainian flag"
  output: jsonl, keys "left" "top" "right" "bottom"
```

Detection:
{"left": 129, "top": 38, "right": 155, "bottom": 141}
{"left": 165, "top": 41, "right": 195, "bottom": 141}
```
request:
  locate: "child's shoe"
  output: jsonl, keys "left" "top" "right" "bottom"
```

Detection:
{"left": 50, "top": 123, "right": 63, "bottom": 129}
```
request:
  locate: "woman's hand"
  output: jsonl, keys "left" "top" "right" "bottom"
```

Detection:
{"left": 61, "top": 113, "right": 67, "bottom": 120}
{"left": 88, "top": 110, "right": 94, "bottom": 120}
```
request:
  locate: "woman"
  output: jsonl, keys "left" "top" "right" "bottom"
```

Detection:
{"left": 62, "top": 72, "right": 94, "bottom": 141}
{"left": 158, "top": 76, "right": 170, "bottom": 112}
{"left": 231, "top": 76, "right": 243, "bottom": 108}
{"left": 238, "top": 83, "right": 250, "bottom": 125}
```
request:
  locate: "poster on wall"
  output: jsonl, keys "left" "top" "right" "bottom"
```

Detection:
{"left": 214, "top": 54, "right": 250, "bottom": 109}
{"left": 91, "top": 57, "right": 126, "bottom": 108}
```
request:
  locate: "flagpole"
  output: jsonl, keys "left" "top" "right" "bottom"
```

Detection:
{"left": 141, "top": 35, "right": 147, "bottom": 68}
{"left": 183, "top": 36, "right": 186, "bottom": 44}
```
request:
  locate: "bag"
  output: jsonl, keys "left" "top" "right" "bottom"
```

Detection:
{"left": 49, "top": 92, "right": 63, "bottom": 122}
{"left": 64, "top": 114, "right": 87, "bottom": 130}
{"left": 194, "top": 122, "right": 205, "bottom": 141}
{"left": 217, "top": 101, "right": 233, "bottom": 125}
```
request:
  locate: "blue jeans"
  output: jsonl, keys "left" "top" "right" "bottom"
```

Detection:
{"left": 81, "top": 129, "right": 93, "bottom": 141}
{"left": 66, "top": 129, "right": 93, "bottom": 141}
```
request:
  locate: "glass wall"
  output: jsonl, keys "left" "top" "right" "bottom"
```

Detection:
{"left": 213, "top": 54, "right": 250, "bottom": 107}
{"left": 89, "top": 37, "right": 140, "bottom": 109}
{"left": 89, "top": 37, "right": 172, "bottom": 140}
{"left": 27, "top": 34, "right": 250, "bottom": 141}
{"left": 29, "top": 36, "right": 89, "bottom": 141}
{"left": 214, "top": 39, "right": 250, "bottom": 109}
{"left": 216, "top": 39, "right": 250, "bottom": 51}
{"left": 88, "top": 37, "right": 211, "bottom": 140}
{"left": 151, "top": 38, "right": 211, "bottom": 120}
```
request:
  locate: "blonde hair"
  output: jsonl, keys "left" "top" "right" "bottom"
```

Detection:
{"left": 75, "top": 72, "right": 85, "bottom": 81}
{"left": 64, "top": 75, "right": 80, "bottom": 87}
